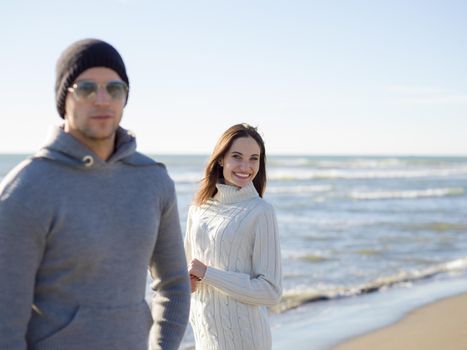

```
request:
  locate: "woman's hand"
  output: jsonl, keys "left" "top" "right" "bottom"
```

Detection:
{"left": 188, "top": 259, "right": 207, "bottom": 293}
{"left": 190, "top": 275, "right": 200, "bottom": 293}
{"left": 188, "top": 258, "right": 207, "bottom": 280}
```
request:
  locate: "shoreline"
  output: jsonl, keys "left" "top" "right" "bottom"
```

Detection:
{"left": 332, "top": 291, "right": 467, "bottom": 350}
{"left": 179, "top": 272, "right": 467, "bottom": 350}
{"left": 271, "top": 274, "right": 467, "bottom": 350}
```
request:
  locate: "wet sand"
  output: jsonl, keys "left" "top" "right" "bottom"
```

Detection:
{"left": 332, "top": 292, "right": 467, "bottom": 350}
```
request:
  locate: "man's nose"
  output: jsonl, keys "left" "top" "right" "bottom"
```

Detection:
{"left": 94, "top": 86, "right": 111, "bottom": 105}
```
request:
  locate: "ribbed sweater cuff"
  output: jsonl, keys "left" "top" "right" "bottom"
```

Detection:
{"left": 203, "top": 266, "right": 221, "bottom": 286}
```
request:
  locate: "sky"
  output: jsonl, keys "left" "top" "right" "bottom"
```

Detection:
{"left": 1, "top": 0, "right": 466, "bottom": 155}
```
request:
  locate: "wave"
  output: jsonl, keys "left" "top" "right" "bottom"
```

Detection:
{"left": 268, "top": 167, "right": 467, "bottom": 181}
{"left": 291, "top": 253, "right": 335, "bottom": 263}
{"left": 267, "top": 185, "right": 332, "bottom": 194}
{"left": 349, "top": 187, "right": 464, "bottom": 200}
{"left": 171, "top": 173, "right": 202, "bottom": 183}
{"left": 268, "top": 157, "right": 467, "bottom": 169}
{"left": 165, "top": 160, "right": 467, "bottom": 183}
{"left": 268, "top": 158, "right": 316, "bottom": 167}
{"left": 404, "top": 222, "right": 467, "bottom": 233}
{"left": 271, "top": 256, "right": 467, "bottom": 314}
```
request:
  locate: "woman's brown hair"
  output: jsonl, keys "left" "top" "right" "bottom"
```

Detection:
{"left": 194, "top": 123, "right": 267, "bottom": 206}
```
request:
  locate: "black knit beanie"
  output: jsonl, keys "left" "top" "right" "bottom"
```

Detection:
{"left": 55, "top": 38, "right": 129, "bottom": 118}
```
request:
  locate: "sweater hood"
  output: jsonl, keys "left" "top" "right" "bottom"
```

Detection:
{"left": 34, "top": 125, "right": 156, "bottom": 169}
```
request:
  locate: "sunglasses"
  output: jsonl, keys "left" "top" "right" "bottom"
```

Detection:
{"left": 68, "top": 80, "right": 128, "bottom": 101}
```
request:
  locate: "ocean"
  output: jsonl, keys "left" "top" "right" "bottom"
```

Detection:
{"left": 2, "top": 154, "right": 467, "bottom": 349}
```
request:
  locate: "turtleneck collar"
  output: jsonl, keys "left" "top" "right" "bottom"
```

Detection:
{"left": 213, "top": 181, "right": 259, "bottom": 204}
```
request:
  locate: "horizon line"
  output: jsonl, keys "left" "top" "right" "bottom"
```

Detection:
{"left": 0, "top": 152, "right": 466, "bottom": 158}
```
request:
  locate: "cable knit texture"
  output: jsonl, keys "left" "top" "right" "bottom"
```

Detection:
{"left": 185, "top": 182, "right": 282, "bottom": 350}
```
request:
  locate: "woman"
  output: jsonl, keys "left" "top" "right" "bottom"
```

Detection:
{"left": 185, "top": 123, "right": 282, "bottom": 350}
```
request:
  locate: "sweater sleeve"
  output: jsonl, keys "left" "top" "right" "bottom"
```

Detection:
{"left": 203, "top": 204, "right": 282, "bottom": 306}
{"left": 148, "top": 179, "right": 190, "bottom": 350}
{"left": 0, "top": 186, "right": 45, "bottom": 350}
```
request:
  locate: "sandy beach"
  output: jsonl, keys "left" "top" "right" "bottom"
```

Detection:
{"left": 332, "top": 292, "right": 467, "bottom": 350}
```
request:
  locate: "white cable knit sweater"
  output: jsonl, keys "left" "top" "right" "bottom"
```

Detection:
{"left": 184, "top": 182, "right": 282, "bottom": 350}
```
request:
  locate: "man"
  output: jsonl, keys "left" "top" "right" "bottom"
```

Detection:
{"left": 0, "top": 39, "right": 190, "bottom": 350}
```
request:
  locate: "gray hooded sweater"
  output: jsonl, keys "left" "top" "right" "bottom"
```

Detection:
{"left": 0, "top": 126, "right": 190, "bottom": 350}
